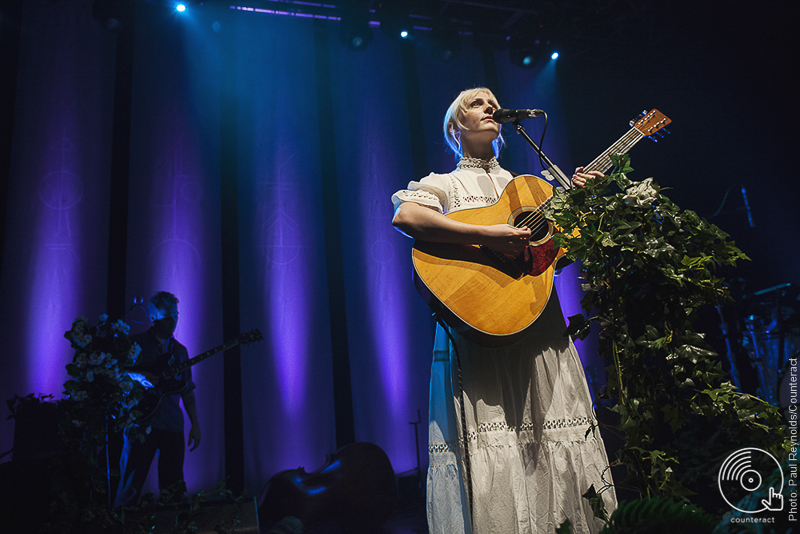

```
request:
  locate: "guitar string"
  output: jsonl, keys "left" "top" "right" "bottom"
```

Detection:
{"left": 510, "top": 128, "right": 647, "bottom": 233}
{"left": 586, "top": 129, "right": 642, "bottom": 170}
{"left": 585, "top": 130, "right": 643, "bottom": 174}
{"left": 513, "top": 128, "right": 642, "bottom": 231}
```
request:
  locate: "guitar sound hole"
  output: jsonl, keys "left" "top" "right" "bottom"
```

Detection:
{"left": 513, "top": 210, "right": 550, "bottom": 242}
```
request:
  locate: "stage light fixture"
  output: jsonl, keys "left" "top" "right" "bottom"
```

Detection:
{"left": 509, "top": 47, "right": 538, "bottom": 68}
{"left": 176, "top": 3, "right": 186, "bottom": 12}
{"left": 339, "top": 0, "right": 374, "bottom": 51}
{"left": 506, "top": 21, "right": 559, "bottom": 69}
{"left": 375, "top": 1, "right": 413, "bottom": 41}
{"left": 508, "top": 36, "right": 552, "bottom": 69}
{"left": 340, "top": 18, "right": 373, "bottom": 51}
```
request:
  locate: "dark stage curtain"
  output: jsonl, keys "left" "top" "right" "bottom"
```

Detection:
{"left": 2, "top": 0, "right": 795, "bottom": 500}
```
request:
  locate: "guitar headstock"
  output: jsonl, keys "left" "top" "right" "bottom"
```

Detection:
{"left": 631, "top": 109, "right": 671, "bottom": 137}
{"left": 238, "top": 329, "right": 264, "bottom": 345}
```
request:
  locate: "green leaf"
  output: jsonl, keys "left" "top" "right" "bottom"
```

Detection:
{"left": 582, "top": 484, "right": 609, "bottom": 522}
{"left": 564, "top": 313, "right": 591, "bottom": 340}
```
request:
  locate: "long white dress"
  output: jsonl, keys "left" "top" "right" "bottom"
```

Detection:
{"left": 392, "top": 157, "right": 617, "bottom": 534}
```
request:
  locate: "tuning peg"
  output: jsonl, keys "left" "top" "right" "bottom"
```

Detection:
{"left": 630, "top": 110, "right": 649, "bottom": 127}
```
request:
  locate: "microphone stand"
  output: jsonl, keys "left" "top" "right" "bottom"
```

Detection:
{"left": 511, "top": 121, "right": 573, "bottom": 191}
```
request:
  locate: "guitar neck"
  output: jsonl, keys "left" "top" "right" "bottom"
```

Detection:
{"left": 165, "top": 338, "right": 241, "bottom": 379}
{"left": 533, "top": 128, "right": 644, "bottom": 207}
{"left": 582, "top": 126, "right": 645, "bottom": 176}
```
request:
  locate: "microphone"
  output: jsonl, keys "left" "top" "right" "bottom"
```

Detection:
{"left": 492, "top": 108, "right": 544, "bottom": 124}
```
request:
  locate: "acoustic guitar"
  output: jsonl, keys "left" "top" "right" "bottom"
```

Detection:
{"left": 133, "top": 328, "right": 263, "bottom": 422}
{"left": 412, "top": 110, "right": 671, "bottom": 347}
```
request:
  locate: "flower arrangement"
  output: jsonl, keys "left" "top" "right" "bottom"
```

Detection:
{"left": 548, "top": 155, "right": 789, "bottom": 506}
{"left": 39, "top": 315, "right": 243, "bottom": 533}
{"left": 44, "top": 315, "right": 145, "bottom": 532}
{"left": 63, "top": 314, "right": 143, "bottom": 440}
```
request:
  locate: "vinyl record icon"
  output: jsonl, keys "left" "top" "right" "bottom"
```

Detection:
{"left": 718, "top": 447, "right": 784, "bottom": 513}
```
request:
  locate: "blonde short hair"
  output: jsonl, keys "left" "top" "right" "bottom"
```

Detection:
{"left": 443, "top": 87, "right": 505, "bottom": 160}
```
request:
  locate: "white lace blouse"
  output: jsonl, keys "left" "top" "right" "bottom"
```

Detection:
{"left": 391, "top": 157, "right": 514, "bottom": 215}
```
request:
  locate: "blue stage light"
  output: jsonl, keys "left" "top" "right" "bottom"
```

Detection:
{"left": 551, "top": 51, "right": 559, "bottom": 60}
{"left": 400, "top": 30, "right": 409, "bottom": 38}
{"left": 176, "top": 3, "right": 186, "bottom": 12}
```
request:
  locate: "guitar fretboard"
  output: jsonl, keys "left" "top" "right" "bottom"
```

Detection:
{"left": 166, "top": 339, "right": 241, "bottom": 379}
{"left": 583, "top": 127, "right": 645, "bottom": 176}
{"left": 513, "top": 119, "right": 660, "bottom": 233}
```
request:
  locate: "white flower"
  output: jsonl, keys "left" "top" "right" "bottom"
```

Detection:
{"left": 72, "top": 316, "right": 89, "bottom": 332}
{"left": 99, "top": 314, "right": 109, "bottom": 323}
{"left": 112, "top": 320, "right": 131, "bottom": 335}
{"left": 623, "top": 177, "right": 658, "bottom": 208}
{"left": 74, "top": 352, "right": 90, "bottom": 368}
{"left": 128, "top": 343, "right": 141, "bottom": 364}
{"left": 71, "top": 390, "right": 89, "bottom": 401}
{"left": 85, "top": 370, "right": 95, "bottom": 382}
{"left": 71, "top": 332, "right": 92, "bottom": 347}
{"left": 89, "top": 352, "right": 106, "bottom": 365}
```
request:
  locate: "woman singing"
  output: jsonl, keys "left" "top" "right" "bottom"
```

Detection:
{"left": 391, "top": 87, "right": 616, "bottom": 534}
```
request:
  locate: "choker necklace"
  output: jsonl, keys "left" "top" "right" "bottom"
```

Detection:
{"left": 457, "top": 157, "right": 500, "bottom": 171}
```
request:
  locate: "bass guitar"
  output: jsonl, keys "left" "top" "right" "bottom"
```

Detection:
{"left": 133, "top": 328, "right": 263, "bottom": 422}
{"left": 412, "top": 110, "right": 671, "bottom": 347}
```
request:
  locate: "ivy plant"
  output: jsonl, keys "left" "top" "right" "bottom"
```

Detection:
{"left": 547, "top": 154, "right": 790, "bottom": 501}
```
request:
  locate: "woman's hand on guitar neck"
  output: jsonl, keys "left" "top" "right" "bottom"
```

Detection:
{"left": 127, "top": 371, "right": 159, "bottom": 389}
{"left": 572, "top": 166, "right": 604, "bottom": 189}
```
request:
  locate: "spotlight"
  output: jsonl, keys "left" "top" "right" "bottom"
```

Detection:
{"left": 339, "top": 0, "right": 373, "bottom": 51}
{"left": 508, "top": 35, "right": 552, "bottom": 69}
{"left": 506, "top": 22, "right": 559, "bottom": 69}
{"left": 375, "top": 1, "right": 413, "bottom": 41}
{"left": 340, "top": 19, "right": 373, "bottom": 51}
{"left": 509, "top": 46, "right": 540, "bottom": 68}
{"left": 176, "top": 3, "right": 186, "bottom": 12}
